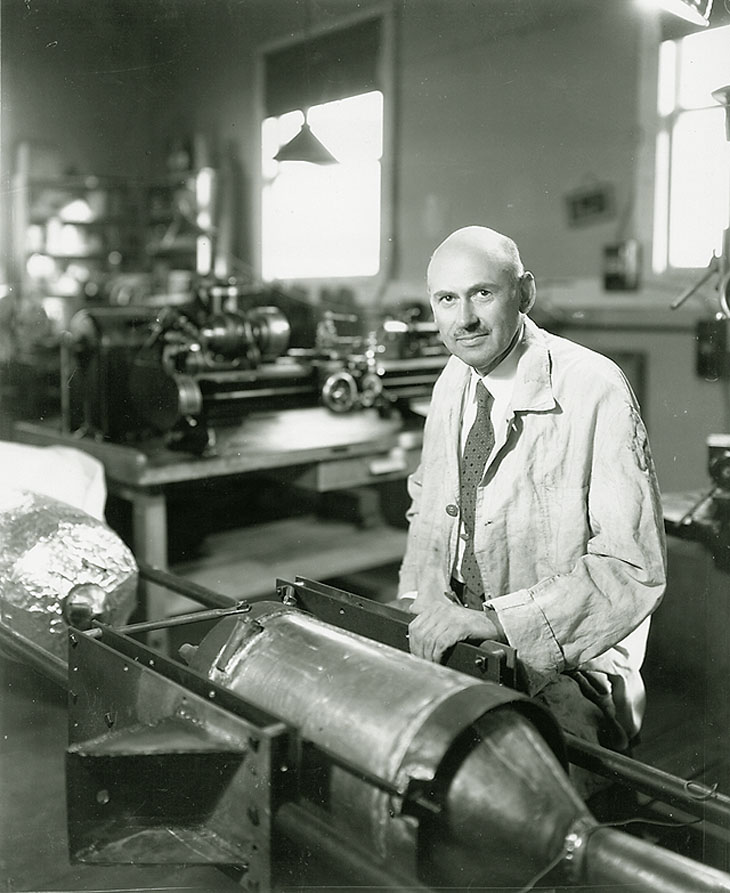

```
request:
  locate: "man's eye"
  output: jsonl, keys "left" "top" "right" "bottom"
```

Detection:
{"left": 439, "top": 294, "right": 456, "bottom": 304}
{"left": 475, "top": 289, "right": 491, "bottom": 300}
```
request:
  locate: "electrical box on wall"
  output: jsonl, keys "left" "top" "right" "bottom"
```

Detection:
{"left": 696, "top": 318, "right": 730, "bottom": 380}
{"left": 603, "top": 240, "right": 642, "bottom": 291}
{"left": 708, "top": 433, "right": 730, "bottom": 491}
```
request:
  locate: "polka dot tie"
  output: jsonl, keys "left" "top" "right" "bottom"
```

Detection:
{"left": 459, "top": 381, "right": 494, "bottom": 606}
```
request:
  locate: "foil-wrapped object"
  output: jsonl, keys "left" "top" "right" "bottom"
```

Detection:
{"left": 0, "top": 489, "right": 137, "bottom": 661}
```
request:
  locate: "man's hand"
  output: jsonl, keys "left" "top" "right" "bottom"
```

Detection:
{"left": 407, "top": 595, "right": 501, "bottom": 663}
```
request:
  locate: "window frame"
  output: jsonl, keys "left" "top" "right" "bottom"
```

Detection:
{"left": 636, "top": 13, "right": 730, "bottom": 281}
{"left": 254, "top": 6, "right": 395, "bottom": 295}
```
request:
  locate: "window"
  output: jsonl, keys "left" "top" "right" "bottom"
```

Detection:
{"left": 260, "top": 17, "right": 384, "bottom": 282}
{"left": 653, "top": 24, "right": 730, "bottom": 272}
{"left": 261, "top": 90, "right": 383, "bottom": 280}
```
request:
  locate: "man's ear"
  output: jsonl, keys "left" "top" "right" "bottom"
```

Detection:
{"left": 519, "top": 271, "right": 536, "bottom": 314}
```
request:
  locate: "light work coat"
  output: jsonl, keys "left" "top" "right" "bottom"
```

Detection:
{"left": 398, "top": 317, "right": 667, "bottom": 736}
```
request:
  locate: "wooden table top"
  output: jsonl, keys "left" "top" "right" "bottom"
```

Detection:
{"left": 13, "top": 408, "right": 423, "bottom": 488}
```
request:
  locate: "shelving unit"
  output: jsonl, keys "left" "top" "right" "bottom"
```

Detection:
{"left": 7, "top": 149, "right": 143, "bottom": 423}
{"left": 143, "top": 163, "right": 218, "bottom": 282}
{"left": 11, "top": 170, "right": 140, "bottom": 309}
{"left": 9, "top": 142, "right": 220, "bottom": 317}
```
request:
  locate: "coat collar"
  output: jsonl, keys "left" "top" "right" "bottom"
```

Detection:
{"left": 510, "top": 316, "right": 556, "bottom": 413}
{"left": 444, "top": 316, "right": 556, "bottom": 415}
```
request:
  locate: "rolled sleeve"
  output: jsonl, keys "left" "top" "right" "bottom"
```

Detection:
{"left": 486, "top": 586, "right": 565, "bottom": 693}
{"left": 487, "top": 397, "right": 666, "bottom": 695}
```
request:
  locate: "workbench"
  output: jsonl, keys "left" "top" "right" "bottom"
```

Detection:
{"left": 13, "top": 408, "right": 423, "bottom": 649}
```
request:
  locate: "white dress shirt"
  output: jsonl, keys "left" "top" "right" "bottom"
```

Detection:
{"left": 453, "top": 326, "right": 526, "bottom": 582}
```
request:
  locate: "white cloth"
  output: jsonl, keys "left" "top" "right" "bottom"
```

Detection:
{"left": 0, "top": 442, "right": 106, "bottom": 520}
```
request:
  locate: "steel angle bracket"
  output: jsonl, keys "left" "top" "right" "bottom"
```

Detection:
{"left": 276, "top": 576, "right": 519, "bottom": 688}
{"left": 66, "top": 626, "right": 293, "bottom": 893}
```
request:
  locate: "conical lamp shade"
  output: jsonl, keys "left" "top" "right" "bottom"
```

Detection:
{"left": 274, "top": 121, "right": 338, "bottom": 164}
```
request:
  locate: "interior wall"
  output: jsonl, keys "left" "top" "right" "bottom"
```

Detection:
{"left": 1, "top": 0, "right": 157, "bottom": 180}
{"left": 135, "top": 0, "right": 647, "bottom": 288}
{"left": 394, "top": 0, "right": 644, "bottom": 288}
{"left": 551, "top": 312, "right": 730, "bottom": 493}
{"left": 2, "top": 0, "right": 723, "bottom": 493}
{"left": 2, "top": 1, "right": 647, "bottom": 278}
{"left": 0, "top": 0, "right": 159, "bottom": 285}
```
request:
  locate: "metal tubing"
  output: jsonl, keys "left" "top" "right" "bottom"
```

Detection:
{"left": 566, "top": 733, "right": 730, "bottom": 827}
{"left": 112, "top": 603, "right": 252, "bottom": 636}
{"left": 670, "top": 259, "right": 718, "bottom": 309}
{"left": 138, "top": 562, "right": 239, "bottom": 609}
{"left": 0, "top": 623, "right": 67, "bottom": 688}
{"left": 581, "top": 825, "right": 730, "bottom": 892}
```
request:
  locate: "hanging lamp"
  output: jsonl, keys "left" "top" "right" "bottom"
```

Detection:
{"left": 271, "top": 0, "right": 338, "bottom": 166}
{"left": 273, "top": 119, "right": 338, "bottom": 165}
{"left": 643, "top": 0, "right": 712, "bottom": 27}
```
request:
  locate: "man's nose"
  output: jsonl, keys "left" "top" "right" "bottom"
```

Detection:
{"left": 457, "top": 297, "right": 478, "bottom": 327}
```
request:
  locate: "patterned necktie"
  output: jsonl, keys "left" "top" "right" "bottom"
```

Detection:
{"left": 459, "top": 381, "right": 494, "bottom": 606}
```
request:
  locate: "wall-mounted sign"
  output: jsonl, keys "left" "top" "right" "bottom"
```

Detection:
{"left": 564, "top": 182, "right": 616, "bottom": 227}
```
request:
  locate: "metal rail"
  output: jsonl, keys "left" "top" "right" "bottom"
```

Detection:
{"left": 566, "top": 734, "right": 730, "bottom": 828}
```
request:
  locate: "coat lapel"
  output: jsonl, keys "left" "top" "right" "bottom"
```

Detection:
{"left": 439, "top": 357, "right": 470, "bottom": 495}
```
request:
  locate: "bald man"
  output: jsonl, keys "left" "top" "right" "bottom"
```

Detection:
{"left": 398, "top": 226, "right": 666, "bottom": 768}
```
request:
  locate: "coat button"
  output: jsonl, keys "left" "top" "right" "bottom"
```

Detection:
{"left": 445, "top": 504, "right": 459, "bottom": 517}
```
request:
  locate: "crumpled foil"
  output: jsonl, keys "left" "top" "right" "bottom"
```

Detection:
{"left": 0, "top": 489, "right": 137, "bottom": 661}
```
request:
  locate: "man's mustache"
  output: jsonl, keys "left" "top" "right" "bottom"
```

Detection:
{"left": 454, "top": 327, "right": 489, "bottom": 338}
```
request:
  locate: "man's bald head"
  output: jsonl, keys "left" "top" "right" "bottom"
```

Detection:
{"left": 426, "top": 225, "right": 535, "bottom": 375}
{"left": 427, "top": 226, "right": 525, "bottom": 291}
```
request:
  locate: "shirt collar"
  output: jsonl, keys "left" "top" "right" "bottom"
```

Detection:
{"left": 470, "top": 321, "right": 525, "bottom": 403}
{"left": 466, "top": 316, "right": 556, "bottom": 413}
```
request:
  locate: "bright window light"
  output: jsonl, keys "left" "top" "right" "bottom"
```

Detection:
{"left": 261, "top": 90, "right": 383, "bottom": 281}
{"left": 668, "top": 108, "right": 728, "bottom": 267}
{"left": 652, "top": 130, "right": 670, "bottom": 271}
{"left": 653, "top": 24, "right": 730, "bottom": 272}
{"left": 640, "top": 0, "right": 712, "bottom": 28}
{"left": 656, "top": 41, "right": 676, "bottom": 117}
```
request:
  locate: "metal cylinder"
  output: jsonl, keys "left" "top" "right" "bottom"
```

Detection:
{"left": 321, "top": 369, "right": 359, "bottom": 412}
{"left": 422, "top": 707, "right": 586, "bottom": 889}
{"left": 580, "top": 825, "right": 730, "bottom": 892}
{"left": 188, "top": 603, "right": 730, "bottom": 891}
{"left": 199, "top": 312, "right": 255, "bottom": 361}
{"left": 249, "top": 305, "right": 290, "bottom": 360}
{"left": 189, "top": 602, "right": 568, "bottom": 884}
{"left": 198, "top": 306, "right": 290, "bottom": 363}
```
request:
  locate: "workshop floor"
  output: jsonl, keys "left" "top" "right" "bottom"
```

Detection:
{"left": 2, "top": 560, "right": 729, "bottom": 892}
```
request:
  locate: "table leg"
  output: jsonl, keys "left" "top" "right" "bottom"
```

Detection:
{"left": 128, "top": 488, "right": 170, "bottom": 653}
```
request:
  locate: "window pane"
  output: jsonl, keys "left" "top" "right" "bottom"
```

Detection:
{"left": 652, "top": 129, "right": 670, "bottom": 273}
{"left": 657, "top": 39, "right": 676, "bottom": 117}
{"left": 261, "top": 110, "right": 304, "bottom": 180}
{"left": 307, "top": 91, "right": 383, "bottom": 161}
{"left": 677, "top": 23, "right": 730, "bottom": 109}
{"left": 261, "top": 91, "right": 383, "bottom": 280}
{"left": 262, "top": 163, "right": 381, "bottom": 279}
{"left": 668, "top": 108, "right": 730, "bottom": 268}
